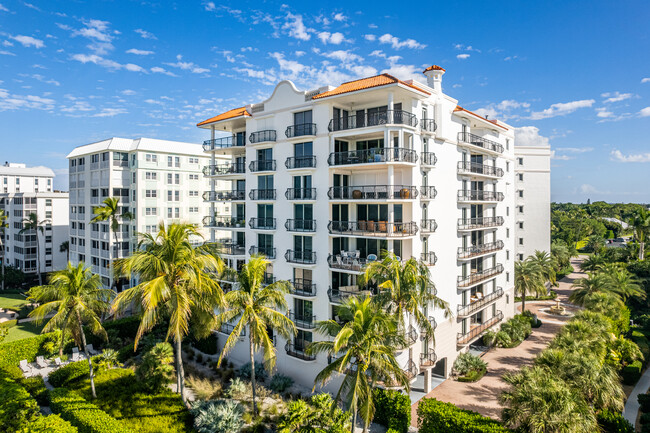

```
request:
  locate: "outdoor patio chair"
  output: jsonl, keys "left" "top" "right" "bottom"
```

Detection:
{"left": 86, "top": 344, "right": 97, "bottom": 355}
{"left": 19, "top": 360, "right": 32, "bottom": 374}
{"left": 54, "top": 357, "right": 64, "bottom": 366}
{"left": 36, "top": 356, "right": 48, "bottom": 369}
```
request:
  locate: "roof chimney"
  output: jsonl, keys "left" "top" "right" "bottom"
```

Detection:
{"left": 423, "top": 65, "right": 445, "bottom": 93}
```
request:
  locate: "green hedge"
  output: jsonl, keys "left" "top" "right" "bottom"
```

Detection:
{"left": 50, "top": 388, "right": 134, "bottom": 433}
{"left": 22, "top": 376, "right": 49, "bottom": 406}
{"left": 622, "top": 360, "right": 643, "bottom": 385}
{"left": 417, "top": 398, "right": 510, "bottom": 433}
{"left": 0, "top": 368, "right": 41, "bottom": 432}
{"left": 631, "top": 330, "right": 650, "bottom": 366}
{"left": 0, "top": 319, "right": 17, "bottom": 329}
{"left": 458, "top": 367, "right": 487, "bottom": 382}
{"left": 372, "top": 388, "right": 411, "bottom": 433}
{"left": 49, "top": 359, "right": 98, "bottom": 388}
{"left": 597, "top": 410, "right": 634, "bottom": 433}
{"left": 639, "top": 393, "right": 650, "bottom": 413}
{"left": 21, "top": 414, "right": 79, "bottom": 433}
{"left": 0, "top": 332, "right": 57, "bottom": 369}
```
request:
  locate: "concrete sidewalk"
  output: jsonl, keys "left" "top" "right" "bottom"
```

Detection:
{"left": 623, "top": 366, "right": 650, "bottom": 427}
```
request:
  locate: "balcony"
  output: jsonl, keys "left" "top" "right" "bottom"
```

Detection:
{"left": 421, "top": 152, "right": 437, "bottom": 166}
{"left": 457, "top": 161, "right": 504, "bottom": 178}
{"left": 203, "top": 216, "right": 246, "bottom": 229}
{"left": 285, "top": 188, "right": 316, "bottom": 200}
{"left": 249, "top": 130, "right": 277, "bottom": 144}
{"left": 421, "top": 252, "right": 437, "bottom": 266}
{"left": 249, "top": 246, "right": 276, "bottom": 259}
{"left": 457, "top": 132, "right": 504, "bottom": 155}
{"left": 457, "top": 311, "right": 504, "bottom": 346}
{"left": 285, "top": 249, "right": 316, "bottom": 265}
{"left": 421, "top": 118, "right": 437, "bottom": 134}
{"left": 327, "top": 254, "right": 369, "bottom": 273}
{"left": 219, "top": 323, "right": 246, "bottom": 336}
{"left": 328, "top": 110, "right": 418, "bottom": 132}
{"left": 420, "top": 186, "right": 437, "bottom": 200}
{"left": 457, "top": 241, "right": 504, "bottom": 260}
{"left": 203, "top": 135, "right": 245, "bottom": 151}
{"left": 457, "top": 264, "right": 504, "bottom": 288}
{"left": 285, "top": 342, "right": 316, "bottom": 361}
{"left": 285, "top": 219, "right": 316, "bottom": 232}
{"left": 327, "top": 285, "right": 375, "bottom": 303}
{"left": 248, "top": 189, "right": 276, "bottom": 201}
{"left": 457, "top": 190, "right": 504, "bottom": 203}
{"left": 285, "top": 123, "right": 317, "bottom": 138}
{"left": 380, "top": 359, "right": 419, "bottom": 388}
{"left": 288, "top": 311, "right": 316, "bottom": 329}
{"left": 113, "top": 160, "right": 129, "bottom": 168}
{"left": 285, "top": 156, "right": 316, "bottom": 169}
{"left": 203, "top": 162, "right": 246, "bottom": 176}
{"left": 420, "top": 219, "right": 437, "bottom": 233}
{"left": 420, "top": 349, "right": 437, "bottom": 368}
{"left": 327, "top": 185, "right": 418, "bottom": 200}
{"left": 203, "top": 190, "right": 246, "bottom": 201}
{"left": 457, "top": 216, "right": 504, "bottom": 231}
{"left": 216, "top": 243, "right": 246, "bottom": 256}
{"left": 457, "top": 288, "right": 504, "bottom": 318}
{"left": 291, "top": 279, "right": 317, "bottom": 297}
{"left": 328, "top": 148, "right": 417, "bottom": 166}
{"left": 249, "top": 160, "right": 276, "bottom": 172}
{"left": 249, "top": 217, "right": 276, "bottom": 230}
{"left": 401, "top": 325, "right": 418, "bottom": 348}
{"left": 328, "top": 221, "right": 418, "bottom": 237}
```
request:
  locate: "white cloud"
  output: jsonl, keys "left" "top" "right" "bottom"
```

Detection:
{"left": 377, "top": 33, "right": 425, "bottom": 49}
{"left": 456, "top": 54, "right": 470, "bottom": 60}
{"left": 11, "top": 35, "right": 44, "bottom": 49}
{"left": 0, "top": 4, "right": 8, "bottom": 12}
{"left": 504, "top": 55, "right": 520, "bottom": 61}
{"left": 556, "top": 147, "right": 593, "bottom": 153}
{"left": 203, "top": 1, "right": 216, "bottom": 11}
{"left": 642, "top": 78, "right": 650, "bottom": 83}
{"left": 333, "top": 13, "right": 347, "bottom": 21}
{"left": 454, "top": 43, "right": 481, "bottom": 52}
{"left": 71, "top": 54, "right": 146, "bottom": 73}
{"left": 601, "top": 91, "right": 634, "bottom": 103}
{"left": 474, "top": 107, "right": 498, "bottom": 118}
{"left": 579, "top": 184, "right": 600, "bottom": 194}
{"left": 381, "top": 63, "right": 424, "bottom": 83}
{"left": 317, "top": 31, "right": 346, "bottom": 45}
{"left": 135, "top": 29, "right": 157, "bottom": 40}
{"left": 0, "top": 50, "right": 15, "bottom": 56}
{"left": 0, "top": 88, "right": 56, "bottom": 111}
{"left": 610, "top": 149, "right": 650, "bottom": 163}
{"left": 93, "top": 108, "right": 127, "bottom": 117}
{"left": 639, "top": 107, "right": 650, "bottom": 117}
{"left": 497, "top": 100, "right": 530, "bottom": 110}
{"left": 550, "top": 151, "right": 572, "bottom": 161}
{"left": 150, "top": 66, "right": 177, "bottom": 77}
{"left": 364, "top": 34, "right": 376, "bottom": 41}
{"left": 595, "top": 107, "right": 613, "bottom": 118}
{"left": 126, "top": 48, "right": 154, "bottom": 55}
{"left": 321, "top": 50, "right": 363, "bottom": 63}
{"left": 121, "top": 89, "right": 136, "bottom": 95}
{"left": 164, "top": 54, "right": 210, "bottom": 74}
{"left": 31, "top": 74, "right": 60, "bottom": 86}
{"left": 514, "top": 126, "right": 550, "bottom": 147}
{"left": 282, "top": 12, "right": 312, "bottom": 41}
{"left": 529, "top": 99, "right": 595, "bottom": 120}
{"left": 3, "top": 40, "right": 13, "bottom": 47}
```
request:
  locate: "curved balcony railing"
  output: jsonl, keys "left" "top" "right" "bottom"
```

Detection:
{"left": 248, "top": 189, "right": 276, "bottom": 200}
{"left": 421, "top": 152, "right": 437, "bottom": 166}
{"left": 327, "top": 254, "right": 368, "bottom": 272}
{"left": 327, "top": 185, "right": 418, "bottom": 200}
{"left": 203, "top": 216, "right": 246, "bottom": 228}
{"left": 398, "top": 325, "right": 418, "bottom": 349}
{"left": 216, "top": 243, "right": 246, "bottom": 256}
{"left": 420, "top": 219, "right": 437, "bottom": 233}
{"left": 249, "top": 217, "right": 276, "bottom": 230}
{"left": 292, "top": 279, "right": 316, "bottom": 297}
{"left": 420, "top": 349, "right": 437, "bottom": 367}
{"left": 285, "top": 219, "right": 316, "bottom": 232}
{"left": 457, "top": 190, "right": 504, "bottom": 202}
{"left": 288, "top": 311, "right": 316, "bottom": 329}
{"left": 203, "top": 190, "right": 246, "bottom": 201}
{"left": 203, "top": 135, "right": 245, "bottom": 151}
{"left": 420, "top": 186, "right": 437, "bottom": 199}
{"left": 457, "top": 132, "right": 504, "bottom": 154}
{"left": 457, "top": 288, "right": 504, "bottom": 318}
{"left": 285, "top": 249, "right": 317, "bottom": 265}
{"left": 285, "top": 342, "right": 316, "bottom": 361}
{"left": 249, "top": 246, "right": 276, "bottom": 259}
{"left": 249, "top": 130, "right": 276, "bottom": 143}
{"left": 328, "top": 148, "right": 418, "bottom": 166}
{"left": 328, "top": 220, "right": 418, "bottom": 237}
{"left": 285, "top": 188, "right": 316, "bottom": 200}
{"left": 457, "top": 311, "right": 503, "bottom": 345}
{"left": 285, "top": 156, "right": 316, "bottom": 169}
{"left": 249, "top": 160, "right": 276, "bottom": 172}
{"left": 286, "top": 123, "right": 317, "bottom": 138}
{"left": 421, "top": 118, "right": 437, "bottom": 132}
{"left": 457, "top": 240, "right": 504, "bottom": 259}
{"left": 457, "top": 161, "right": 504, "bottom": 177}
{"left": 457, "top": 216, "right": 504, "bottom": 230}
{"left": 421, "top": 252, "right": 437, "bottom": 266}
{"left": 457, "top": 264, "right": 504, "bottom": 288}
{"left": 328, "top": 109, "right": 418, "bottom": 132}
{"left": 203, "top": 162, "right": 245, "bottom": 176}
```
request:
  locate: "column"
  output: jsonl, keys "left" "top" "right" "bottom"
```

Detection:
{"left": 210, "top": 126, "right": 216, "bottom": 243}
{"left": 423, "top": 369, "right": 432, "bottom": 393}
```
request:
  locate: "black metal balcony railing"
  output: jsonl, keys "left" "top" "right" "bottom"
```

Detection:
{"left": 457, "top": 216, "right": 505, "bottom": 230}
{"left": 203, "top": 190, "right": 246, "bottom": 201}
{"left": 285, "top": 219, "right": 316, "bottom": 232}
{"left": 203, "top": 135, "right": 245, "bottom": 151}
{"left": 328, "top": 221, "right": 418, "bottom": 237}
{"left": 327, "top": 285, "right": 375, "bottom": 303}
{"left": 328, "top": 110, "right": 418, "bottom": 132}
{"left": 203, "top": 216, "right": 246, "bottom": 228}
{"left": 421, "top": 152, "right": 437, "bottom": 166}
{"left": 420, "top": 349, "right": 437, "bottom": 367}
{"left": 285, "top": 249, "right": 317, "bottom": 265}
{"left": 249, "top": 246, "right": 276, "bottom": 259}
{"left": 457, "top": 190, "right": 505, "bottom": 202}
{"left": 457, "top": 311, "right": 504, "bottom": 345}
{"left": 261, "top": 273, "right": 276, "bottom": 286}
{"left": 457, "top": 240, "right": 505, "bottom": 259}
{"left": 249, "top": 130, "right": 277, "bottom": 143}
{"left": 457, "top": 288, "right": 504, "bottom": 318}
{"left": 285, "top": 342, "right": 316, "bottom": 361}
{"left": 216, "top": 243, "right": 246, "bottom": 256}
{"left": 420, "top": 219, "right": 437, "bottom": 233}
{"left": 219, "top": 323, "right": 246, "bottom": 336}
{"left": 327, "top": 255, "right": 369, "bottom": 272}
{"left": 398, "top": 325, "right": 418, "bottom": 349}
{"left": 328, "top": 148, "right": 418, "bottom": 166}
{"left": 457, "top": 161, "right": 504, "bottom": 178}
{"left": 421, "top": 252, "right": 438, "bottom": 266}
{"left": 420, "top": 186, "right": 438, "bottom": 199}
{"left": 292, "top": 279, "right": 317, "bottom": 297}
{"left": 288, "top": 311, "right": 316, "bottom": 329}
{"left": 249, "top": 160, "right": 276, "bottom": 172}
{"left": 249, "top": 217, "right": 276, "bottom": 230}
{"left": 457, "top": 264, "right": 504, "bottom": 288}
{"left": 248, "top": 189, "right": 276, "bottom": 200}
{"left": 421, "top": 118, "right": 437, "bottom": 133}
{"left": 457, "top": 132, "right": 504, "bottom": 154}
{"left": 327, "top": 185, "right": 418, "bottom": 200}
{"left": 285, "top": 156, "right": 317, "bottom": 169}
{"left": 286, "top": 123, "right": 317, "bottom": 138}
{"left": 203, "top": 162, "right": 246, "bottom": 176}
{"left": 285, "top": 188, "right": 316, "bottom": 200}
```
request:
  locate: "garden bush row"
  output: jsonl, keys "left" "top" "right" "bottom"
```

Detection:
{"left": 50, "top": 387, "right": 134, "bottom": 433}
{"left": 416, "top": 398, "right": 510, "bottom": 433}
{"left": 49, "top": 359, "right": 98, "bottom": 388}
{"left": 372, "top": 388, "right": 411, "bottom": 433}
{"left": 0, "top": 331, "right": 58, "bottom": 369}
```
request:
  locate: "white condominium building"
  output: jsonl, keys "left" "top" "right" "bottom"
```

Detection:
{"left": 514, "top": 144, "right": 551, "bottom": 260}
{"left": 197, "top": 65, "right": 518, "bottom": 393}
{"left": 66, "top": 138, "right": 228, "bottom": 289}
{"left": 0, "top": 163, "right": 69, "bottom": 277}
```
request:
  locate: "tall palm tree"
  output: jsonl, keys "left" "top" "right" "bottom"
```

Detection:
{"left": 600, "top": 265, "right": 645, "bottom": 302}
{"left": 308, "top": 296, "right": 409, "bottom": 433}
{"left": 20, "top": 212, "right": 49, "bottom": 285}
{"left": 630, "top": 208, "right": 650, "bottom": 260}
{"left": 59, "top": 241, "right": 70, "bottom": 262}
{"left": 514, "top": 259, "right": 544, "bottom": 312}
{"left": 112, "top": 223, "right": 225, "bottom": 406}
{"left": 91, "top": 197, "right": 134, "bottom": 271}
{"left": 551, "top": 242, "right": 571, "bottom": 271}
{"left": 27, "top": 263, "right": 113, "bottom": 398}
{"left": 579, "top": 254, "right": 606, "bottom": 272}
{"left": 529, "top": 250, "right": 556, "bottom": 287}
{"left": 215, "top": 255, "right": 296, "bottom": 417}
{"left": 361, "top": 251, "right": 450, "bottom": 343}
{"left": 569, "top": 271, "right": 615, "bottom": 306}
{"left": 0, "top": 209, "right": 7, "bottom": 291}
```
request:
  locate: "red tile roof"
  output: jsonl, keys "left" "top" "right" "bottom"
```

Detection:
{"left": 454, "top": 105, "right": 508, "bottom": 130}
{"left": 197, "top": 106, "right": 250, "bottom": 127}
{"left": 423, "top": 65, "right": 446, "bottom": 73}
{"left": 312, "top": 73, "right": 430, "bottom": 100}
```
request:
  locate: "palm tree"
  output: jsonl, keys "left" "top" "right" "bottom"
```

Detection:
{"left": 361, "top": 251, "right": 450, "bottom": 343}
{"left": 20, "top": 212, "right": 49, "bottom": 285}
{"left": 0, "top": 209, "right": 7, "bottom": 291}
{"left": 630, "top": 208, "right": 650, "bottom": 260}
{"left": 27, "top": 263, "right": 113, "bottom": 398}
{"left": 551, "top": 242, "right": 571, "bottom": 271}
{"left": 60, "top": 241, "right": 70, "bottom": 262}
{"left": 308, "top": 296, "right": 408, "bottom": 433}
{"left": 580, "top": 254, "right": 606, "bottom": 272}
{"left": 514, "top": 259, "right": 544, "bottom": 312}
{"left": 602, "top": 265, "right": 645, "bottom": 302}
{"left": 215, "top": 255, "right": 296, "bottom": 417}
{"left": 112, "top": 223, "right": 225, "bottom": 406}
{"left": 529, "top": 250, "right": 556, "bottom": 287}
{"left": 569, "top": 272, "right": 615, "bottom": 306}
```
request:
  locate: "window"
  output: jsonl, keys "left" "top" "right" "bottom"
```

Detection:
{"left": 167, "top": 156, "right": 173, "bottom": 167}
{"left": 45, "top": 260, "right": 52, "bottom": 267}
{"left": 506, "top": 228, "right": 510, "bottom": 238}
{"left": 519, "top": 254, "right": 524, "bottom": 261}
{"left": 146, "top": 154, "right": 158, "bottom": 163}
{"left": 518, "top": 190, "right": 523, "bottom": 198}
{"left": 167, "top": 173, "right": 173, "bottom": 184}
{"left": 167, "top": 208, "right": 172, "bottom": 218}
{"left": 519, "top": 238, "right": 524, "bottom": 245}
{"left": 175, "top": 157, "right": 180, "bottom": 168}
{"left": 518, "top": 222, "right": 524, "bottom": 229}
{"left": 175, "top": 173, "right": 180, "bottom": 184}
{"left": 506, "top": 250, "right": 510, "bottom": 260}
{"left": 145, "top": 190, "right": 157, "bottom": 198}
{"left": 506, "top": 139, "right": 510, "bottom": 150}
{"left": 132, "top": 172, "right": 136, "bottom": 183}
{"left": 146, "top": 172, "right": 157, "bottom": 180}
{"left": 189, "top": 174, "right": 199, "bottom": 180}
{"left": 189, "top": 157, "right": 199, "bottom": 164}
{"left": 189, "top": 191, "right": 199, "bottom": 197}
{"left": 506, "top": 161, "right": 510, "bottom": 172}
{"left": 518, "top": 205, "right": 524, "bottom": 213}
{"left": 175, "top": 207, "right": 180, "bottom": 218}
{"left": 506, "top": 206, "right": 510, "bottom": 217}
{"left": 189, "top": 207, "right": 199, "bottom": 213}
{"left": 517, "top": 157, "right": 523, "bottom": 165}
{"left": 506, "top": 272, "right": 510, "bottom": 282}
{"left": 91, "top": 154, "right": 99, "bottom": 163}
{"left": 518, "top": 173, "right": 523, "bottom": 181}
{"left": 145, "top": 207, "right": 157, "bottom": 216}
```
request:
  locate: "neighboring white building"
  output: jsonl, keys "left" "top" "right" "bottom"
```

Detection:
{"left": 0, "top": 163, "right": 69, "bottom": 277}
{"left": 197, "top": 66, "right": 519, "bottom": 393}
{"left": 66, "top": 138, "right": 228, "bottom": 289}
{"left": 514, "top": 144, "right": 551, "bottom": 260}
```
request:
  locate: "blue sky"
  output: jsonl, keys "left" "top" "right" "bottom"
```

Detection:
{"left": 0, "top": 0, "right": 649, "bottom": 202}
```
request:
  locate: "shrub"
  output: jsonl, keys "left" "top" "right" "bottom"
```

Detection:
{"left": 485, "top": 315, "right": 532, "bottom": 348}
{"left": 192, "top": 333, "right": 218, "bottom": 355}
{"left": 0, "top": 369, "right": 41, "bottom": 432}
{"left": 277, "top": 393, "right": 351, "bottom": 433}
{"left": 417, "top": 398, "right": 510, "bottom": 433}
{"left": 597, "top": 410, "right": 634, "bottom": 433}
{"left": 0, "top": 332, "right": 58, "bottom": 369}
{"left": 641, "top": 413, "right": 650, "bottom": 425}
{"left": 190, "top": 399, "right": 244, "bottom": 433}
{"left": 453, "top": 352, "right": 487, "bottom": 377}
{"left": 186, "top": 375, "right": 222, "bottom": 400}
{"left": 457, "top": 367, "right": 487, "bottom": 382}
{"left": 0, "top": 319, "right": 17, "bottom": 328}
{"left": 269, "top": 374, "right": 294, "bottom": 393}
{"left": 639, "top": 393, "right": 650, "bottom": 413}
{"left": 225, "top": 377, "right": 248, "bottom": 399}
{"left": 135, "top": 342, "right": 175, "bottom": 393}
{"left": 50, "top": 388, "right": 134, "bottom": 433}
{"left": 238, "top": 361, "right": 268, "bottom": 382}
{"left": 24, "top": 414, "right": 79, "bottom": 433}
{"left": 372, "top": 388, "right": 411, "bottom": 433}
{"left": 622, "top": 360, "right": 643, "bottom": 385}
{"left": 49, "top": 360, "right": 94, "bottom": 388}
{"left": 22, "top": 376, "right": 49, "bottom": 406}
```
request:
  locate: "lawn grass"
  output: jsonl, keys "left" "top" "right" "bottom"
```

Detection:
{"left": 2, "top": 321, "right": 45, "bottom": 343}
{"left": 0, "top": 293, "right": 28, "bottom": 309}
